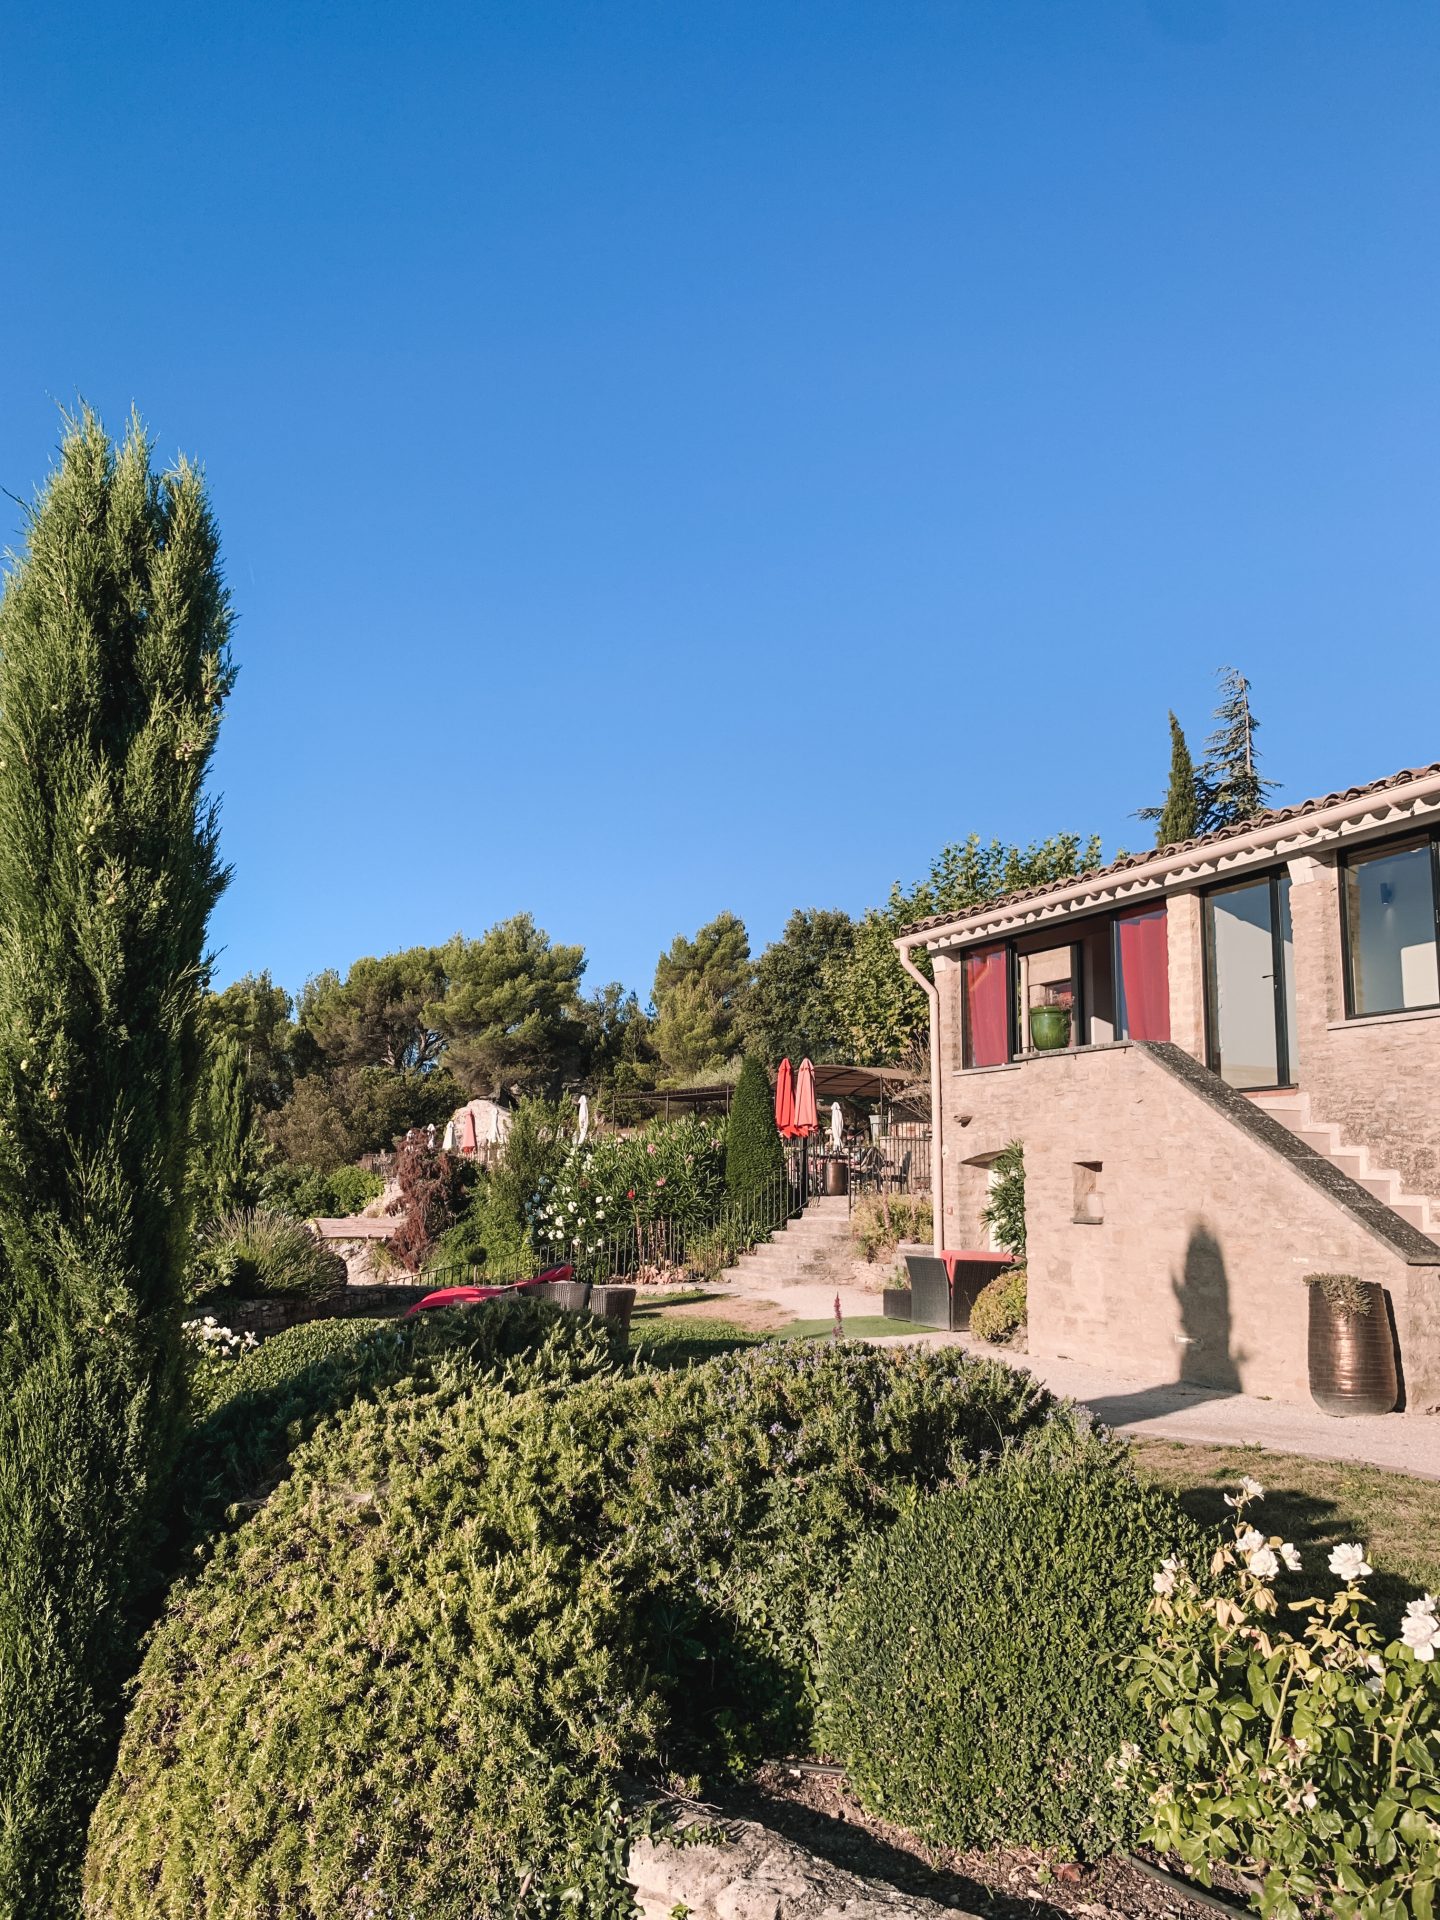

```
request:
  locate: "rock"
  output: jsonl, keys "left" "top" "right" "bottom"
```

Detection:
{"left": 628, "top": 1817, "right": 979, "bottom": 1920}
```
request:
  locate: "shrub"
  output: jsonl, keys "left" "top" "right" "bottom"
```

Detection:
{"left": 262, "top": 1161, "right": 385, "bottom": 1220}
{"left": 191, "top": 1207, "right": 346, "bottom": 1302}
{"left": 1124, "top": 1485, "right": 1440, "bottom": 1918}
{"left": 85, "top": 1336, "right": 1063, "bottom": 1918}
{"left": 817, "top": 1427, "right": 1205, "bottom": 1858}
{"left": 969, "top": 1265, "right": 1027, "bottom": 1343}
{"left": 979, "top": 1138, "right": 1026, "bottom": 1259}
{"left": 726, "top": 1055, "right": 784, "bottom": 1206}
{"left": 181, "top": 1298, "right": 626, "bottom": 1547}
{"left": 388, "top": 1131, "right": 466, "bottom": 1270}
{"left": 849, "top": 1193, "right": 933, "bottom": 1262}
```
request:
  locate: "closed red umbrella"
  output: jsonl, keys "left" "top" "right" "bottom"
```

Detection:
{"left": 791, "top": 1058, "right": 819, "bottom": 1138}
{"left": 773, "top": 1057, "right": 796, "bottom": 1138}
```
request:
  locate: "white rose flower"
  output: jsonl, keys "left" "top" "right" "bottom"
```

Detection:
{"left": 1247, "top": 1546, "right": 1280, "bottom": 1579}
{"left": 1225, "top": 1476, "right": 1266, "bottom": 1506}
{"left": 1329, "top": 1542, "right": 1373, "bottom": 1582}
{"left": 1236, "top": 1526, "right": 1265, "bottom": 1555}
{"left": 1401, "top": 1596, "right": 1440, "bottom": 1662}
{"left": 1153, "top": 1557, "right": 1178, "bottom": 1596}
{"left": 1280, "top": 1543, "right": 1302, "bottom": 1572}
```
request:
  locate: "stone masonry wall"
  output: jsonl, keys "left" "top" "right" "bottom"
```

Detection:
{"left": 937, "top": 1041, "right": 1440, "bottom": 1410}
{"left": 1286, "top": 853, "right": 1440, "bottom": 1197}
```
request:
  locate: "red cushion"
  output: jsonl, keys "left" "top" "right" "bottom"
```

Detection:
{"left": 404, "top": 1265, "right": 576, "bottom": 1317}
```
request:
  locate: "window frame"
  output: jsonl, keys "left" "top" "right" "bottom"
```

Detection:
{"left": 1339, "top": 830, "right": 1440, "bottom": 1021}
{"left": 1200, "top": 867, "right": 1295, "bottom": 1093}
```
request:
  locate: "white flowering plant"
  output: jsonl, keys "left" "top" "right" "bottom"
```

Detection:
{"left": 182, "top": 1315, "right": 259, "bottom": 1392}
{"left": 1123, "top": 1486, "right": 1440, "bottom": 1919}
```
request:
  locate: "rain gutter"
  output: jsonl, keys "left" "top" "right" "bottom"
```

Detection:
{"left": 896, "top": 940, "right": 944, "bottom": 1254}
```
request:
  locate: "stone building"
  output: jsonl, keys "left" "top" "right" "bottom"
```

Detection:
{"left": 896, "top": 762, "right": 1440, "bottom": 1412}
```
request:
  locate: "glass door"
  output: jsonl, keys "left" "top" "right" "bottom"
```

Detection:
{"left": 1203, "top": 873, "right": 1296, "bottom": 1089}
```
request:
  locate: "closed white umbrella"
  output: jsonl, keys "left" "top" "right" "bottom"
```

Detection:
{"left": 576, "top": 1094, "right": 590, "bottom": 1146}
{"left": 830, "top": 1101, "right": 844, "bottom": 1150}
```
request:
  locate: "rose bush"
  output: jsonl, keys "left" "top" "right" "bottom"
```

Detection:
{"left": 1124, "top": 1485, "right": 1440, "bottom": 1919}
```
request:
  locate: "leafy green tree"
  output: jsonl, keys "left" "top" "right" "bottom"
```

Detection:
{"left": 299, "top": 945, "right": 447, "bottom": 1073}
{"left": 578, "top": 982, "right": 657, "bottom": 1119}
{"left": 0, "top": 409, "right": 233, "bottom": 1916}
{"left": 263, "top": 1066, "right": 465, "bottom": 1171}
{"left": 1136, "top": 712, "right": 1201, "bottom": 847}
{"left": 739, "top": 908, "right": 856, "bottom": 1065}
{"left": 1198, "top": 666, "right": 1275, "bottom": 830}
{"left": 189, "top": 1032, "right": 268, "bottom": 1224}
{"left": 207, "top": 970, "right": 298, "bottom": 1108}
{"left": 725, "top": 1055, "right": 784, "bottom": 1208}
{"left": 434, "top": 916, "right": 588, "bottom": 1097}
{"left": 828, "top": 834, "right": 1104, "bottom": 1062}
{"left": 652, "top": 912, "right": 752, "bottom": 1079}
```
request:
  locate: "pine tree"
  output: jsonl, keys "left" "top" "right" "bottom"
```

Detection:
{"left": 1135, "top": 712, "right": 1201, "bottom": 846}
{"left": 0, "top": 410, "right": 233, "bottom": 1915}
{"left": 189, "top": 1031, "right": 268, "bottom": 1223}
{"left": 725, "top": 1055, "right": 784, "bottom": 1213}
{"left": 1199, "top": 667, "right": 1274, "bottom": 830}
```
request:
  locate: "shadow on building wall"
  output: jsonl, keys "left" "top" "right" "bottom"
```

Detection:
{"left": 1173, "top": 1224, "right": 1243, "bottom": 1391}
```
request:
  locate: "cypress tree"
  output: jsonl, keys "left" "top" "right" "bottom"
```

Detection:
{"left": 189, "top": 1031, "right": 267, "bottom": 1224}
{"left": 1153, "top": 712, "right": 1201, "bottom": 847}
{"left": 0, "top": 410, "right": 233, "bottom": 1916}
{"left": 725, "top": 1055, "right": 784, "bottom": 1212}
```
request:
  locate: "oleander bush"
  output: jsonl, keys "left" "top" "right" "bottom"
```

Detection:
{"left": 969, "top": 1265, "right": 1028, "bottom": 1343}
{"left": 817, "top": 1425, "right": 1205, "bottom": 1859}
{"left": 85, "top": 1335, "right": 1064, "bottom": 1918}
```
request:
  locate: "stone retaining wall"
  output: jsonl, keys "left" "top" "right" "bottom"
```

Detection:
{"left": 192, "top": 1284, "right": 433, "bottom": 1334}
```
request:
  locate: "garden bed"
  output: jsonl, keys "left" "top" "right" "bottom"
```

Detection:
{"left": 741, "top": 1765, "right": 1234, "bottom": 1920}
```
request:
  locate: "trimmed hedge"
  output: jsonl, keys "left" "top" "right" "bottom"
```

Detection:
{"left": 818, "top": 1426, "right": 1205, "bottom": 1859}
{"left": 181, "top": 1299, "right": 625, "bottom": 1546}
{"left": 969, "top": 1265, "right": 1027, "bottom": 1343}
{"left": 86, "top": 1336, "right": 1065, "bottom": 1918}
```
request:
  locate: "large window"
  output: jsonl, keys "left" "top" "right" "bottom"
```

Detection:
{"left": 1343, "top": 836, "right": 1440, "bottom": 1017}
{"left": 1114, "top": 905, "right": 1171, "bottom": 1042}
{"left": 960, "top": 944, "right": 1010, "bottom": 1069}
{"left": 1203, "top": 872, "right": 1295, "bottom": 1090}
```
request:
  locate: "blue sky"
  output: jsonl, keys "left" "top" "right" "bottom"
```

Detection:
{"left": 3, "top": 1, "right": 1437, "bottom": 1006}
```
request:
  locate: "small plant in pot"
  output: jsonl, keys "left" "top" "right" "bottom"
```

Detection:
{"left": 1028, "top": 999, "right": 1072, "bottom": 1051}
{"left": 1304, "top": 1272, "right": 1398, "bottom": 1417}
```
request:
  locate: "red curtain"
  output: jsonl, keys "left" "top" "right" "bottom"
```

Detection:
{"left": 962, "top": 945, "right": 1010, "bottom": 1067}
{"left": 1116, "top": 906, "right": 1170, "bottom": 1042}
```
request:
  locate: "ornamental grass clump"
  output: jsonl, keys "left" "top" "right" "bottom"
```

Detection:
{"left": 84, "top": 1332, "right": 1063, "bottom": 1918}
{"left": 1123, "top": 1482, "right": 1440, "bottom": 1919}
{"left": 191, "top": 1205, "right": 346, "bottom": 1301}
{"left": 817, "top": 1424, "right": 1205, "bottom": 1858}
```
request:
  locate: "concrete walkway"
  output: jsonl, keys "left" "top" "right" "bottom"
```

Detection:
{"left": 712, "top": 1278, "right": 1440, "bottom": 1480}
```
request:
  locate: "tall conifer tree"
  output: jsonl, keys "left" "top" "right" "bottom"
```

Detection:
{"left": 1199, "top": 666, "right": 1274, "bottom": 829}
{"left": 1137, "top": 712, "right": 1202, "bottom": 846}
{"left": 0, "top": 411, "right": 232, "bottom": 1916}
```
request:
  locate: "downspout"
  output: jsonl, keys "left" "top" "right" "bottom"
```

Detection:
{"left": 896, "top": 937, "right": 944, "bottom": 1254}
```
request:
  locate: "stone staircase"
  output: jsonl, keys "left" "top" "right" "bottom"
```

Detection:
{"left": 718, "top": 1195, "right": 854, "bottom": 1289}
{"left": 1249, "top": 1090, "right": 1440, "bottom": 1243}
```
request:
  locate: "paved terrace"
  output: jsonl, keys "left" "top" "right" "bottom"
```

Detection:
{"left": 721, "top": 1279, "right": 1440, "bottom": 1480}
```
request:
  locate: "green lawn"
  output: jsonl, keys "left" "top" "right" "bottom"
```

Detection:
{"left": 776, "top": 1316, "right": 900, "bottom": 1342}
{"left": 628, "top": 1310, "right": 764, "bottom": 1368}
{"left": 1130, "top": 1438, "right": 1440, "bottom": 1613}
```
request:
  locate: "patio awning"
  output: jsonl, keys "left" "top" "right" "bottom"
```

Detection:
{"left": 810, "top": 1064, "right": 910, "bottom": 1102}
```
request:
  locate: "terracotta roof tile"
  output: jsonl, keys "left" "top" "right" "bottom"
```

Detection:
{"left": 902, "top": 761, "right": 1440, "bottom": 940}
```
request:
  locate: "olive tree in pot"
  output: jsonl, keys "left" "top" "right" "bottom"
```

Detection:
{"left": 1304, "top": 1273, "right": 1398, "bottom": 1416}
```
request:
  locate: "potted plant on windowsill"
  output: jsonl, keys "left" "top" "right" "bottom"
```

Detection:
{"left": 1304, "top": 1273, "right": 1398, "bottom": 1416}
{"left": 1027, "top": 1003, "right": 1072, "bottom": 1051}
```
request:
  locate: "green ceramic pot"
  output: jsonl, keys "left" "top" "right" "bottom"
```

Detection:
{"left": 1028, "top": 1005, "right": 1072, "bottom": 1051}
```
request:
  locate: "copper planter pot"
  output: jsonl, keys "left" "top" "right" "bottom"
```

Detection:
{"left": 1308, "top": 1284, "right": 1397, "bottom": 1417}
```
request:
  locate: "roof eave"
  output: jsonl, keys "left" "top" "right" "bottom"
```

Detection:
{"left": 898, "top": 769, "right": 1440, "bottom": 955}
